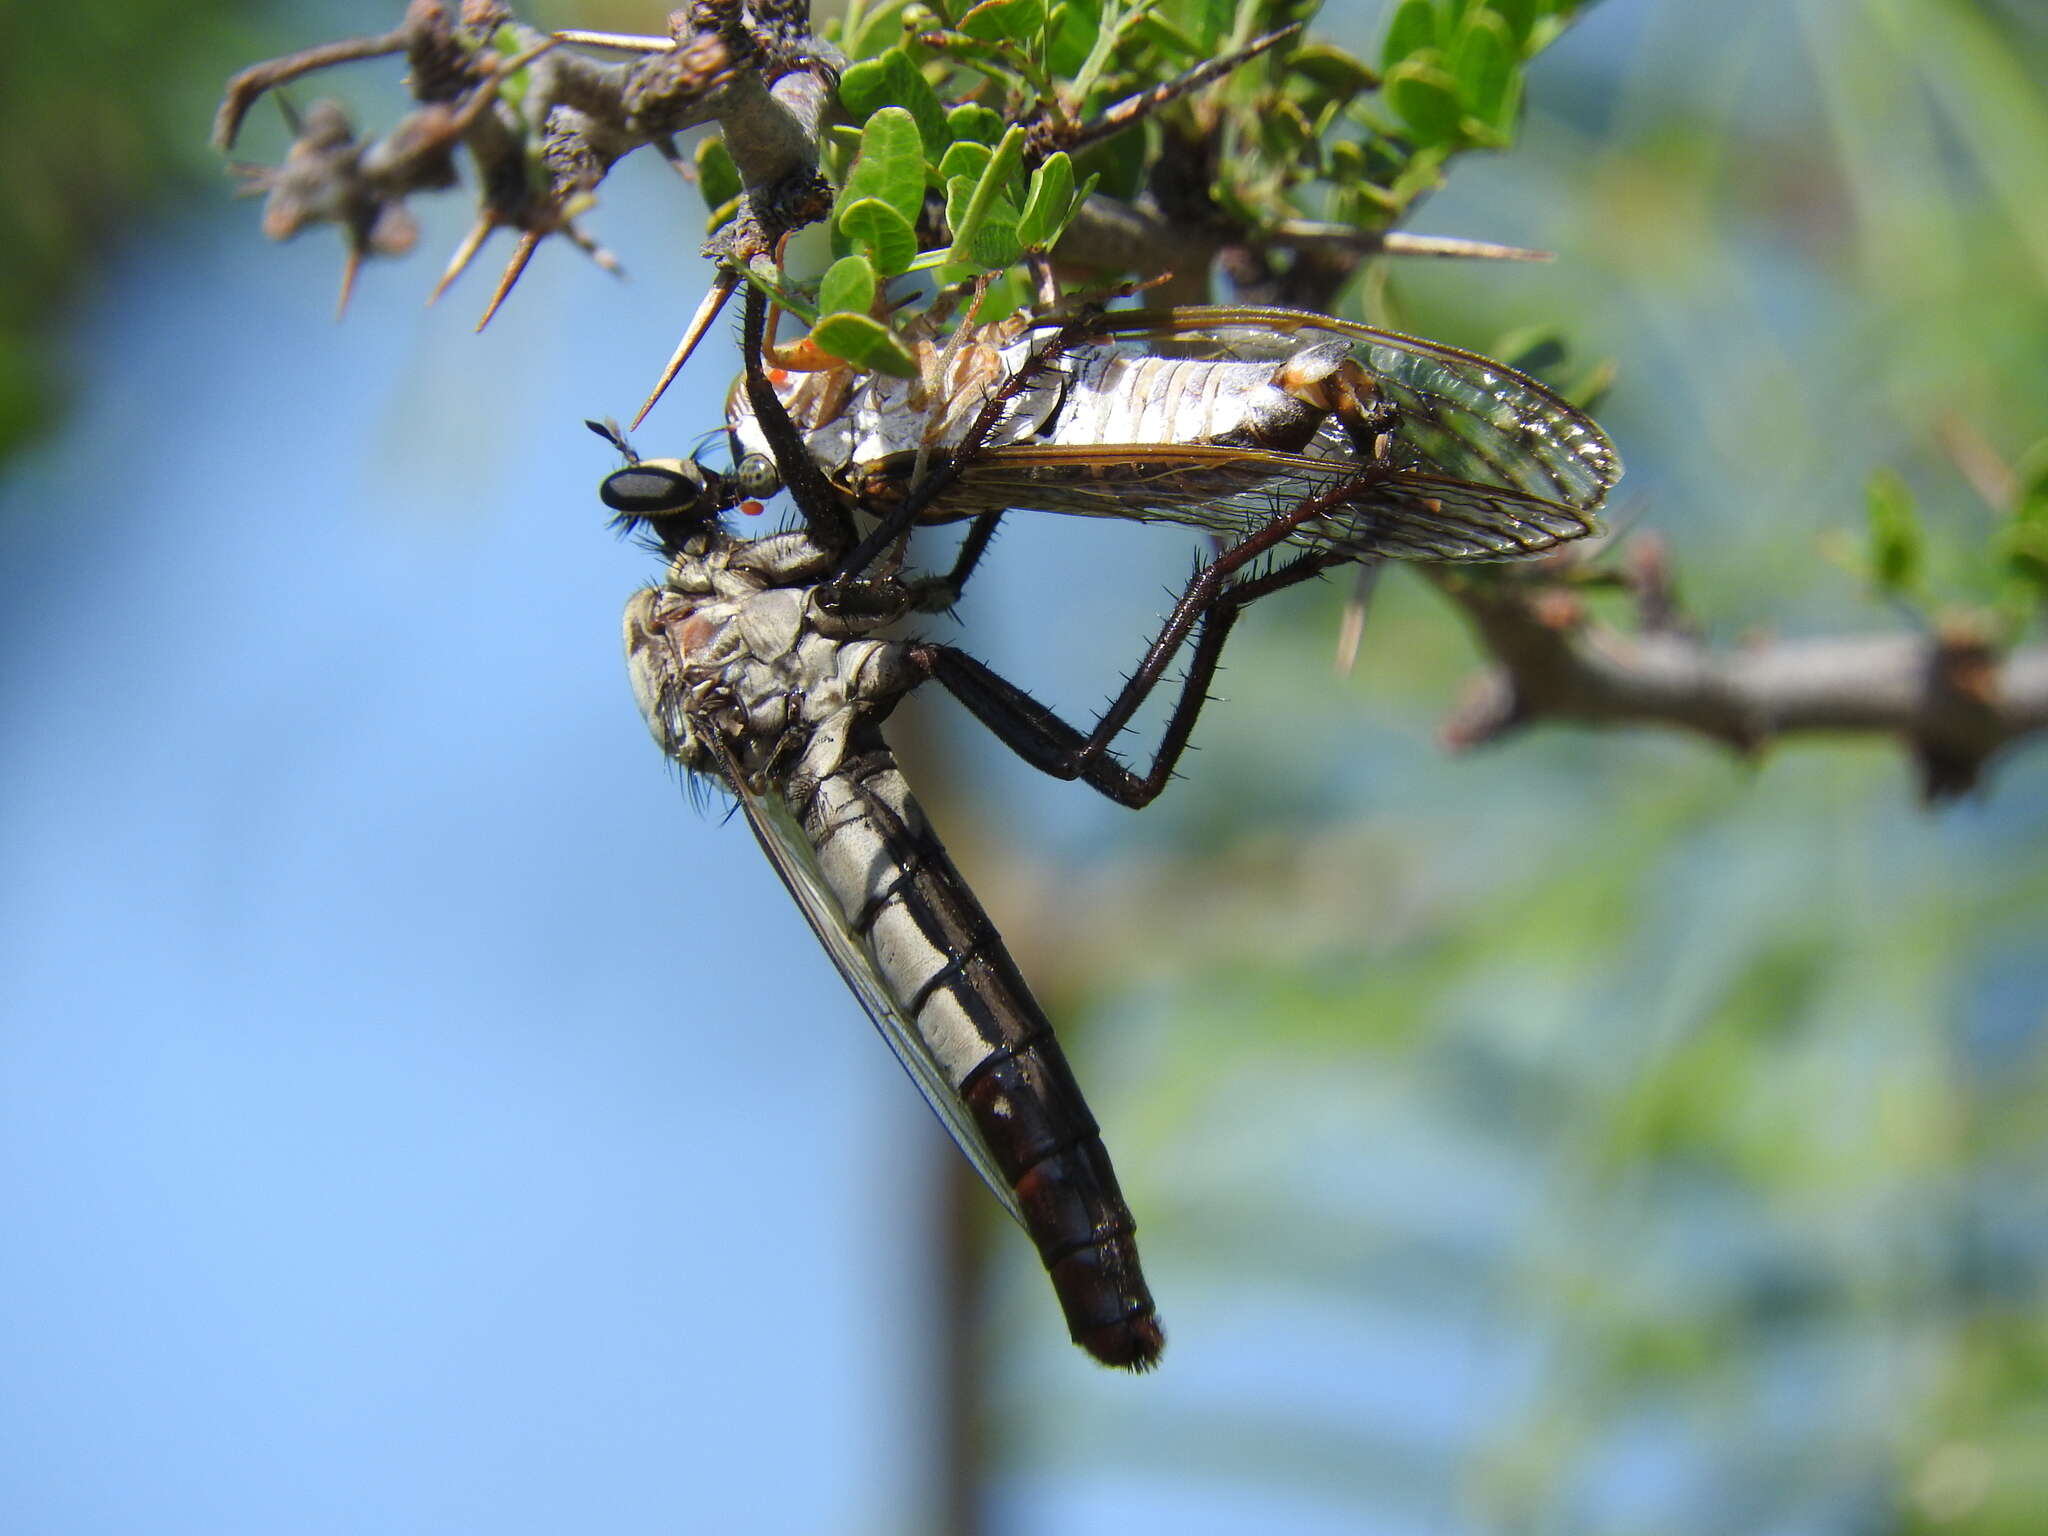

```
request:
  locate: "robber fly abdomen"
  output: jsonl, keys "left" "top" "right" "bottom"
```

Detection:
{"left": 624, "top": 519, "right": 1164, "bottom": 1370}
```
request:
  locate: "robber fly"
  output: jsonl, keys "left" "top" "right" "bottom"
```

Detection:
{"left": 722, "top": 304, "right": 1620, "bottom": 570}
{"left": 605, "top": 288, "right": 1616, "bottom": 1371}
{"left": 599, "top": 290, "right": 1326, "bottom": 1370}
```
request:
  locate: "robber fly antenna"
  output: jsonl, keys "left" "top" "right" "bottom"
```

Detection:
{"left": 587, "top": 416, "right": 638, "bottom": 462}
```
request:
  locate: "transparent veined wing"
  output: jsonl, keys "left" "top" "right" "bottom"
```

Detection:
{"left": 699, "top": 729, "right": 1027, "bottom": 1228}
{"left": 1081, "top": 305, "right": 1621, "bottom": 512}
{"left": 940, "top": 441, "right": 1602, "bottom": 561}
{"left": 880, "top": 304, "right": 1621, "bottom": 561}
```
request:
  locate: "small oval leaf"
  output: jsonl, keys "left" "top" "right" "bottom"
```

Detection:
{"left": 837, "top": 197, "right": 918, "bottom": 276}
{"left": 1385, "top": 59, "right": 1465, "bottom": 147}
{"left": 946, "top": 102, "right": 1006, "bottom": 147}
{"left": 838, "top": 107, "right": 929, "bottom": 229}
{"left": 811, "top": 312, "right": 919, "bottom": 377}
{"left": 817, "top": 255, "right": 878, "bottom": 318}
{"left": 937, "top": 140, "right": 993, "bottom": 186}
{"left": 958, "top": 0, "right": 1045, "bottom": 44}
{"left": 1382, "top": 0, "right": 1439, "bottom": 71}
{"left": 945, "top": 124, "right": 1028, "bottom": 268}
{"left": 1865, "top": 467, "right": 1924, "bottom": 597}
{"left": 1016, "top": 151, "right": 1076, "bottom": 250}
{"left": 836, "top": 48, "right": 949, "bottom": 159}
{"left": 1451, "top": 11, "right": 1516, "bottom": 124}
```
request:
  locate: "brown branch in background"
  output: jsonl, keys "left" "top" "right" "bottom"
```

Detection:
{"left": 1432, "top": 538, "right": 2048, "bottom": 801}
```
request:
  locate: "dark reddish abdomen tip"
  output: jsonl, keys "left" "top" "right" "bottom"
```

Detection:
{"left": 1078, "top": 1314, "right": 1166, "bottom": 1371}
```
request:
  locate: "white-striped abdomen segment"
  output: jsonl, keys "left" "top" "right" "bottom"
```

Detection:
{"left": 1051, "top": 351, "right": 1330, "bottom": 452}
{"left": 796, "top": 745, "right": 1163, "bottom": 1369}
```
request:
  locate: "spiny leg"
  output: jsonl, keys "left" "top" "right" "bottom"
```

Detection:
{"left": 738, "top": 281, "right": 857, "bottom": 552}
{"left": 910, "top": 484, "right": 1362, "bottom": 806}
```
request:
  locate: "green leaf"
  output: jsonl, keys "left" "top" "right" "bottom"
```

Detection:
{"left": 810, "top": 312, "right": 920, "bottom": 376}
{"left": 695, "top": 137, "right": 741, "bottom": 223}
{"left": 1068, "top": 0, "right": 1127, "bottom": 97}
{"left": 838, "top": 107, "right": 929, "bottom": 229}
{"left": 1045, "top": 0, "right": 1097, "bottom": 77}
{"left": 958, "top": 0, "right": 1045, "bottom": 44}
{"left": 837, "top": 48, "right": 950, "bottom": 159}
{"left": 837, "top": 197, "right": 919, "bottom": 275}
{"left": 1128, "top": 8, "right": 1205, "bottom": 62}
{"left": 946, "top": 102, "right": 1007, "bottom": 146}
{"left": 1491, "top": 0, "right": 1540, "bottom": 46}
{"left": 945, "top": 177, "right": 1023, "bottom": 269}
{"left": 1450, "top": 10, "right": 1516, "bottom": 124}
{"left": 1865, "top": 467, "right": 1924, "bottom": 596}
{"left": 845, "top": 0, "right": 911, "bottom": 60}
{"left": 1996, "top": 441, "right": 2048, "bottom": 605}
{"left": 937, "top": 140, "right": 993, "bottom": 185}
{"left": 817, "top": 255, "right": 879, "bottom": 318}
{"left": 1016, "top": 150, "right": 1076, "bottom": 250}
{"left": 1287, "top": 43, "right": 1380, "bottom": 103}
{"left": 945, "top": 123, "right": 1028, "bottom": 268}
{"left": 1384, "top": 59, "right": 1465, "bottom": 147}
{"left": 1382, "top": 0, "right": 1440, "bottom": 71}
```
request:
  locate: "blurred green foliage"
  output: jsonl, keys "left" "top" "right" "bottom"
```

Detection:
{"left": 0, "top": 0, "right": 276, "bottom": 462}
{"left": 976, "top": 2, "right": 2048, "bottom": 1531}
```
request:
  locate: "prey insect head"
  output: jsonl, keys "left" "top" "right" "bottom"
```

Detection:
{"left": 733, "top": 450, "right": 781, "bottom": 500}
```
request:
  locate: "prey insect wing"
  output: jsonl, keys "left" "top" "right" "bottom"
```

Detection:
{"left": 727, "top": 301, "right": 1620, "bottom": 567}
{"left": 933, "top": 442, "right": 1598, "bottom": 560}
{"left": 1078, "top": 306, "right": 1619, "bottom": 514}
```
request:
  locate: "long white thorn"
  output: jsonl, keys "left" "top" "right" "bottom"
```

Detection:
{"left": 631, "top": 271, "right": 739, "bottom": 429}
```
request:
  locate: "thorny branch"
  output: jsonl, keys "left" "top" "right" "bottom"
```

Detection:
{"left": 214, "top": 4, "right": 2048, "bottom": 801}
{"left": 211, "top": 3, "right": 1445, "bottom": 327}
{"left": 217, "top": 0, "right": 840, "bottom": 321}
{"left": 1431, "top": 540, "right": 2048, "bottom": 800}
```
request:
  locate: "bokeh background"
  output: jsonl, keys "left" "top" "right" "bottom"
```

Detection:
{"left": 4, "top": 1, "right": 2045, "bottom": 1532}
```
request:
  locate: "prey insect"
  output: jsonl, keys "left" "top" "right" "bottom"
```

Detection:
{"left": 725, "top": 303, "right": 1621, "bottom": 578}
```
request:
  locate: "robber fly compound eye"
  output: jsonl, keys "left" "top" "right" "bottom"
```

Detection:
{"left": 599, "top": 459, "right": 722, "bottom": 519}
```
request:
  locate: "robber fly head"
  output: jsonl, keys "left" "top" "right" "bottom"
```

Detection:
{"left": 586, "top": 418, "right": 778, "bottom": 542}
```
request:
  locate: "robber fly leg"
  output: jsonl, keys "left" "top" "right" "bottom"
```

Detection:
{"left": 739, "top": 283, "right": 858, "bottom": 553}
{"left": 910, "top": 545, "right": 1336, "bottom": 806}
{"left": 911, "top": 480, "right": 1361, "bottom": 807}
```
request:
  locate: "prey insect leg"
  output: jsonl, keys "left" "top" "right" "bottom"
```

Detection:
{"left": 828, "top": 311, "right": 1103, "bottom": 591}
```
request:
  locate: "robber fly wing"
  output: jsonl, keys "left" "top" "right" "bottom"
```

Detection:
{"left": 702, "top": 730, "right": 1028, "bottom": 1229}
